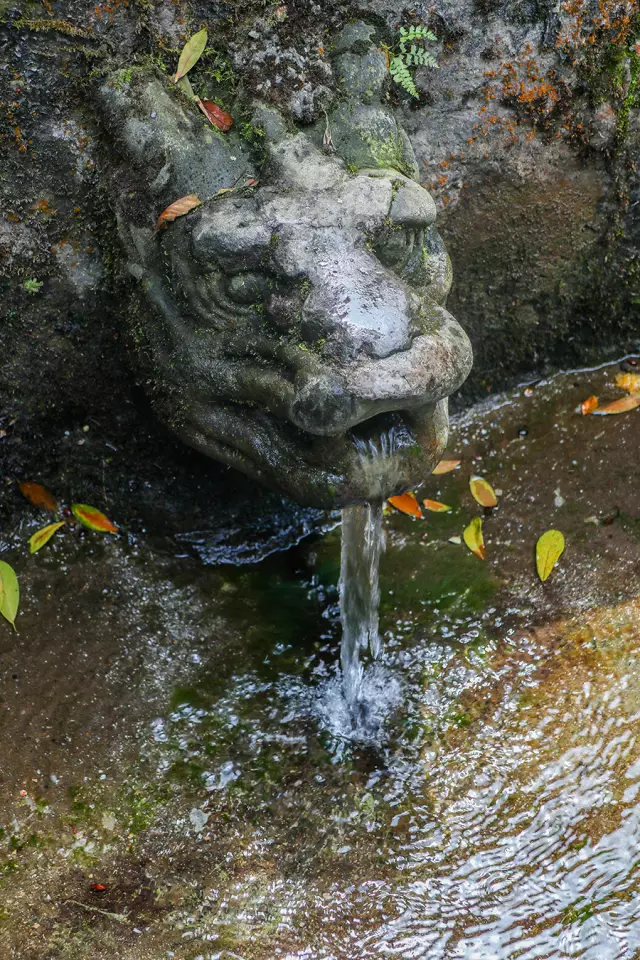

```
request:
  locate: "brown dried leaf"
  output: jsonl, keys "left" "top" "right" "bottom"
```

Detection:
{"left": 155, "top": 194, "right": 201, "bottom": 230}
{"left": 19, "top": 481, "right": 58, "bottom": 512}
{"left": 196, "top": 98, "right": 233, "bottom": 131}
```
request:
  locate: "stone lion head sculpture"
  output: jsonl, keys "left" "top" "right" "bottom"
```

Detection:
{"left": 97, "top": 22, "right": 471, "bottom": 507}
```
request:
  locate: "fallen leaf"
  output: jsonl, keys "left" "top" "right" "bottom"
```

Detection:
{"left": 463, "top": 517, "right": 484, "bottom": 560}
{"left": 580, "top": 395, "right": 598, "bottom": 416}
{"left": 0, "top": 561, "right": 19, "bottom": 630}
{"left": 172, "top": 28, "right": 208, "bottom": 83}
{"left": 423, "top": 499, "right": 451, "bottom": 512}
{"left": 536, "top": 529, "right": 565, "bottom": 582}
{"left": 29, "top": 521, "right": 66, "bottom": 554}
{"left": 593, "top": 396, "right": 640, "bottom": 416}
{"left": 448, "top": 535, "right": 462, "bottom": 544}
{"left": 156, "top": 194, "right": 201, "bottom": 230}
{"left": 196, "top": 97, "right": 232, "bottom": 131}
{"left": 432, "top": 459, "right": 461, "bottom": 475}
{"left": 469, "top": 476, "right": 498, "bottom": 508}
{"left": 91, "top": 884, "right": 107, "bottom": 892}
{"left": 615, "top": 372, "right": 640, "bottom": 395}
{"left": 72, "top": 504, "right": 118, "bottom": 534}
{"left": 19, "top": 481, "right": 58, "bottom": 512}
{"left": 388, "top": 492, "right": 423, "bottom": 518}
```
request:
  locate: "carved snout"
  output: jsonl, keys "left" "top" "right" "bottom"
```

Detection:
{"left": 290, "top": 303, "right": 472, "bottom": 437}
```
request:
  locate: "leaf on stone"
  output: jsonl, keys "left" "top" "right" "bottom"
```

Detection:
{"left": 432, "top": 459, "right": 461, "bottom": 475}
{"left": 593, "top": 396, "right": 640, "bottom": 416}
{"left": 72, "top": 504, "right": 118, "bottom": 534}
{"left": 469, "top": 476, "right": 498, "bottom": 508}
{"left": 19, "top": 481, "right": 58, "bottom": 512}
{"left": 155, "top": 194, "right": 201, "bottom": 230}
{"left": 536, "top": 529, "right": 565, "bottom": 582}
{"left": 196, "top": 97, "right": 233, "bottom": 131}
{"left": 388, "top": 492, "right": 423, "bottom": 518}
{"left": 615, "top": 372, "right": 640, "bottom": 395}
{"left": 463, "top": 517, "right": 484, "bottom": 560}
{"left": 0, "top": 561, "right": 19, "bottom": 631}
{"left": 423, "top": 499, "right": 451, "bottom": 512}
{"left": 580, "top": 395, "right": 598, "bottom": 416}
{"left": 29, "top": 521, "right": 66, "bottom": 554}
{"left": 172, "top": 28, "right": 208, "bottom": 83}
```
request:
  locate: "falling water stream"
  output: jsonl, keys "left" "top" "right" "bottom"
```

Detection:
{"left": 338, "top": 502, "right": 384, "bottom": 709}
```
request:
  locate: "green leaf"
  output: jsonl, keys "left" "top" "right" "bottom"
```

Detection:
{"left": 29, "top": 521, "right": 66, "bottom": 554}
{"left": 173, "top": 28, "right": 208, "bottom": 83}
{"left": 72, "top": 504, "right": 118, "bottom": 534}
{"left": 0, "top": 561, "right": 19, "bottom": 631}
{"left": 536, "top": 529, "right": 565, "bottom": 582}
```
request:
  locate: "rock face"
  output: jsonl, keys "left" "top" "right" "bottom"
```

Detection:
{"left": 1, "top": 0, "right": 638, "bottom": 503}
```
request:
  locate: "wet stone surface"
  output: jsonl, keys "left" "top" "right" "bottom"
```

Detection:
{"left": 1, "top": 359, "right": 640, "bottom": 959}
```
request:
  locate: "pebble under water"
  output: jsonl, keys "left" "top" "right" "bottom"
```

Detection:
{"left": 2, "top": 359, "right": 640, "bottom": 960}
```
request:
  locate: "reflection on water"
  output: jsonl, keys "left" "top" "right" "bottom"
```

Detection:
{"left": 151, "top": 594, "right": 640, "bottom": 960}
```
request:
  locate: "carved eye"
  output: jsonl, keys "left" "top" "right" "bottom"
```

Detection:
{"left": 374, "top": 227, "right": 420, "bottom": 272}
{"left": 225, "top": 272, "right": 270, "bottom": 304}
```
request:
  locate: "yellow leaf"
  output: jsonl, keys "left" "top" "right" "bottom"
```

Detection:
{"left": 423, "top": 499, "right": 451, "bottom": 512}
{"left": 432, "top": 459, "right": 461, "bottom": 475}
{"left": 155, "top": 194, "right": 201, "bottom": 230}
{"left": 0, "top": 560, "right": 19, "bottom": 631}
{"left": 172, "top": 28, "right": 208, "bottom": 83}
{"left": 387, "top": 492, "right": 423, "bottom": 518}
{"left": 463, "top": 517, "right": 484, "bottom": 560}
{"left": 29, "top": 521, "right": 66, "bottom": 554}
{"left": 580, "top": 395, "right": 598, "bottom": 415}
{"left": 536, "top": 529, "right": 565, "bottom": 582}
{"left": 469, "top": 475, "right": 498, "bottom": 508}
{"left": 71, "top": 504, "right": 118, "bottom": 534}
{"left": 615, "top": 372, "right": 640, "bottom": 395}
{"left": 593, "top": 396, "right": 640, "bottom": 416}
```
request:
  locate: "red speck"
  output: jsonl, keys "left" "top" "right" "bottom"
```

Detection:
{"left": 91, "top": 883, "right": 107, "bottom": 892}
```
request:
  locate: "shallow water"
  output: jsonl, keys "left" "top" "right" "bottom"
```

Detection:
{"left": 2, "top": 359, "right": 640, "bottom": 959}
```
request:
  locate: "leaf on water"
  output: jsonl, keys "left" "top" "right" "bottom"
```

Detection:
{"left": 448, "top": 535, "right": 462, "bottom": 544}
{"left": 388, "top": 492, "right": 423, "bottom": 518}
{"left": 0, "top": 561, "right": 19, "bottom": 630}
{"left": 536, "top": 529, "right": 565, "bottom": 582}
{"left": 155, "top": 194, "right": 201, "bottom": 230}
{"left": 72, "top": 504, "right": 118, "bottom": 534}
{"left": 432, "top": 459, "right": 461, "bottom": 475}
{"left": 463, "top": 517, "right": 484, "bottom": 560}
{"left": 29, "top": 520, "right": 66, "bottom": 554}
{"left": 196, "top": 97, "right": 233, "bottom": 131}
{"left": 593, "top": 396, "right": 640, "bottom": 416}
{"left": 423, "top": 499, "right": 452, "bottom": 512}
{"left": 19, "top": 481, "right": 58, "bottom": 512}
{"left": 615, "top": 372, "right": 640, "bottom": 395}
{"left": 469, "top": 475, "right": 498, "bottom": 508}
{"left": 580, "top": 395, "right": 599, "bottom": 416}
{"left": 172, "top": 28, "right": 208, "bottom": 83}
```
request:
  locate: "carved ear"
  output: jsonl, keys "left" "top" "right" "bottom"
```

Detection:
{"left": 95, "top": 70, "right": 255, "bottom": 227}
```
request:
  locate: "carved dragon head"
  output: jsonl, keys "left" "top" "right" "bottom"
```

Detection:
{"left": 97, "top": 23, "right": 471, "bottom": 507}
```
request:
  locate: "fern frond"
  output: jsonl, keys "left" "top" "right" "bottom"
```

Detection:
{"left": 389, "top": 55, "right": 419, "bottom": 98}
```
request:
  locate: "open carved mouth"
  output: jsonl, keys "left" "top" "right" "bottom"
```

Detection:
{"left": 178, "top": 399, "right": 449, "bottom": 508}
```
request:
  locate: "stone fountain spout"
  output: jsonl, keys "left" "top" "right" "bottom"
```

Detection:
{"left": 96, "top": 21, "right": 472, "bottom": 508}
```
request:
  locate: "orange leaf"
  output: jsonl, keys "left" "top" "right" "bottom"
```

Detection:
{"left": 423, "top": 499, "right": 451, "bottom": 513}
{"left": 196, "top": 98, "right": 233, "bottom": 131}
{"left": 432, "top": 459, "right": 461, "bottom": 475}
{"left": 593, "top": 396, "right": 640, "bottom": 416}
{"left": 19, "top": 481, "right": 58, "bottom": 512}
{"left": 463, "top": 516, "right": 484, "bottom": 560}
{"left": 388, "top": 492, "right": 423, "bottom": 518}
{"left": 615, "top": 372, "right": 640, "bottom": 395}
{"left": 71, "top": 504, "right": 118, "bottom": 534}
{"left": 155, "top": 194, "right": 201, "bottom": 230}
{"left": 469, "top": 475, "right": 498, "bottom": 508}
{"left": 580, "top": 395, "right": 598, "bottom": 415}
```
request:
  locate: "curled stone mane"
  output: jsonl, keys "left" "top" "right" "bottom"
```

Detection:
{"left": 96, "top": 21, "right": 472, "bottom": 507}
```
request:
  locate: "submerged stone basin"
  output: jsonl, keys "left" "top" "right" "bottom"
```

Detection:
{"left": 1, "top": 358, "right": 640, "bottom": 959}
